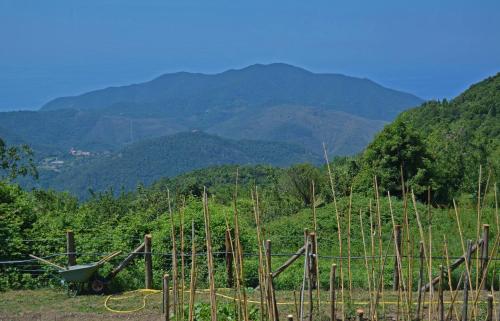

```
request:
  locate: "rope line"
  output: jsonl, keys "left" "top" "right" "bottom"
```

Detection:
{"left": 3, "top": 251, "right": 498, "bottom": 265}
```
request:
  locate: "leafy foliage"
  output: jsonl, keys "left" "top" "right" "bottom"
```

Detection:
{"left": 354, "top": 120, "right": 434, "bottom": 200}
{"left": 0, "top": 138, "right": 37, "bottom": 180}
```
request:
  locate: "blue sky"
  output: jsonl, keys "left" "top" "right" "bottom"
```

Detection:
{"left": 1, "top": 0, "right": 499, "bottom": 110}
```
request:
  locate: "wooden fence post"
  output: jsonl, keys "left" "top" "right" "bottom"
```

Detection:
{"left": 66, "top": 230, "right": 76, "bottom": 266}
{"left": 462, "top": 240, "right": 473, "bottom": 321}
{"left": 356, "top": 308, "right": 364, "bottom": 321}
{"left": 269, "top": 272, "right": 279, "bottom": 321}
{"left": 330, "top": 263, "right": 336, "bottom": 321}
{"left": 481, "top": 224, "right": 490, "bottom": 290}
{"left": 486, "top": 294, "right": 493, "bottom": 321}
{"left": 266, "top": 239, "right": 275, "bottom": 321}
{"left": 144, "top": 234, "right": 153, "bottom": 289}
{"left": 310, "top": 232, "right": 318, "bottom": 290}
{"left": 438, "top": 265, "right": 444, "bottom": 321}
{"left": 393, "top": 225, "right": 402, "bottom": 290}
{"left": 163, "top": 273, "right": 170, "bottom": 321}
{"left": 225, "top": 229, "right": 234, "bottom": 288}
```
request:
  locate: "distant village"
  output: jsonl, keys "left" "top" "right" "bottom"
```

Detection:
{"left": 39, "top": 148, "right": 93, "bottom": 172}
{"left": 69, "top": 147, "right": 91, "bottom": 157}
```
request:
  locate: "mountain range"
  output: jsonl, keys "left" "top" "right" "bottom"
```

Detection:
{"left": 1, "top": 63, "right": 424, "bottom": 197}
{"left": 0, "top": 63, "right": 421, "bottom": 155}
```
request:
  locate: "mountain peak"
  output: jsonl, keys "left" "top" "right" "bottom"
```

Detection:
{"left": 40, "top": 63, "right": 422, "bottom": 122}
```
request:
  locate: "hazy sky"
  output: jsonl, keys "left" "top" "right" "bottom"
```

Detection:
{"left": 1, "top": 0, "right": 499, "bottom": 110}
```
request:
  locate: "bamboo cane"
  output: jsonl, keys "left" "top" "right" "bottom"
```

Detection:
{"left": 453, "top": 199, "right": 474, "bottom": 293}
{"left": 167, "top": 189, "right": 179, "bottom": 320}
{"left": 373, "top": 176, "right": 385, "bottom": 319}
{"left": 203, "top": 188, "right": 217, "bottom": 321}
{"left": 388, "top": 192, "right": 410, "bottom": 320}
{"left": 428, "top": 226, "right": 433, "bottom": 321}
{"left": 233, "top": 180, "right": 249, "bottom": 321}
{"left": 252, "top": 188, "right": 267, "bottom": 321}
{"left": 347, "top": 186, "right": 353, "bottom": 300}
{"left": 369, "top": 200, "right": 378, "bottom": 320}
{"left": 311, "top": 181, "right": 321, "bottom": 315}
{"left": 359, "top": 209, "right": 374, "bottom": 320}
{"left": 180, "top": 202, "right": 186, "bottom": 321}
{"left": 443, "top": 237, "right": 459, "bottom": 320}
{"left": 188, "top": 220, "right": 197, "bottom": 321}
{"left": 473, "top": 166, "right": 483, "bottom": 321}
{"left": 322, "top": 143, "right": 345, "bottom": 321}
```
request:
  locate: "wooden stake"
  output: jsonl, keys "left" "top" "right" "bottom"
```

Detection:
{"left": 107, "top": 242, "right": 144, "bottom": 279}
{"left": 388, "top": 191, "right": 410, "bottom": 319}
{"left": 487, "top": 294, "right": 493, "bottom": 321}
{"left": 462, "top": 240, "right": 473, "bottom": 321}
{"left": 330, "top": 264, "right": 336, "bottom": 321}
{"left": 310, "top": 233, "right": 318, "bottom": 290}
{"left": 322, "top": 143, "right": 345, "bottom": 321}
{"left": 444, "top": 237, "right": 459, "bottom": 320}
{"left": 356, "top": 309, "right": 364, "bottom": 321}
{"left": 167, "top": 189, "right": 179, "bottom": 316}
{"left": 453, "top": 199, "right": 474, "bottom": 293}
{"left": 66, "top": 230, "right": 76, "bottom": 266}
{"left": 439, "top": 265, "right": 444, "bottom": 321}
{"left": 163, "top": 273, "right": 170, "bottom": 321}
{"left": 347, "top": 186, "right": 353, "bottom": 298}
{"left": 481, "top": 224, "right": 490, "bottom": 290}
{"left": 359, "top": 209, "right": 374, "bottom": 320}
{"left": 225, "top": 229, "right": 234, "bottom": 288}
{"left": 307, "top": 233, "right": 313, "bottom": 321}
{"left": 144, "top": 234, "right": 153, "bottom": 289}
{"left": 251, "top": 188, "right": 267, "bottom": 321}
{"left": 188, "top": 220, "right": 197, "bottom": 321}
{"left": 203, "top": 188, "right": 217, "bottom": 321}
{"left": 179, "top": 204, "right": 186, "bottom": 321}
{"left": 266, "top": 239, "right": 276, "bottom": 321}
{"left": 269, "top": 272, "right": 279, "bottom": 321}
{"left": 373, "top": 176, "right": 385, "bottom": 318}
{"left": 293, "top": 290, "right": 299, "bottom": 321}
{"left": 393, "top": 225, "right": 402, "bottom": 290}
{"left": 416, "top": 241, "right": 424, "bottom": 321}
{"left": 232, "top": 172, "right": 250, "bottom": 321}
{"left": 475, "top": 166, "right": 482, "bottom": 295}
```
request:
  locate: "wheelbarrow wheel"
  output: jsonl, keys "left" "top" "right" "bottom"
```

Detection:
{"left": 67, "top": 282, "right": 80, "bottom": 297}
{"left": 88, "top": 275, "right": 107, "bottom": 294}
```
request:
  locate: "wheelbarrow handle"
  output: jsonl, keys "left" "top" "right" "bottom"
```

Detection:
{"left": 29, "top": 254, "right": 67, "bottom": 270}
{"left": 96, "top": 251, "right": 122, "bottom": 266}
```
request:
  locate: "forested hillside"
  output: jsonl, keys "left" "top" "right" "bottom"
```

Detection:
{"left": 352, "top": 73, "right": 500, "bottom": 203}
{"left": 20, "top": 132, "right": 319, "bottom": 199}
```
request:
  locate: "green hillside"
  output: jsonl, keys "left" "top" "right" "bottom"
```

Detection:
{"left": 353, "top": 72, "right": 500, "bottom": 203}
{"left": 22, "top": 132, "right": 319, "bottom": 198}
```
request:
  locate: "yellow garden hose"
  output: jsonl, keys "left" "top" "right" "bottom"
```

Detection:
{"left": 104, "top": 288, "right": 469, "bottom": 313}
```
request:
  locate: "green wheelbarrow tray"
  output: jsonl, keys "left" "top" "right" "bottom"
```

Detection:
{"left": 59, "top": 263, "right": 102, "bottom": 283}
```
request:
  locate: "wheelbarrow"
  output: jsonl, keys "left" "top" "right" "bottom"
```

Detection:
{"left": 29, "top": 251, "right": 121, "bottom": 296}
